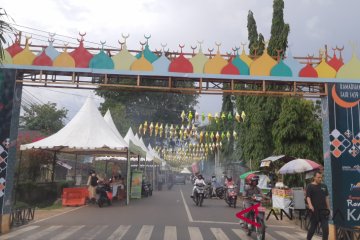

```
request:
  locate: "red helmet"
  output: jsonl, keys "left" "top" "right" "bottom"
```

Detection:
{"left": 245, "top": 173, "right": 257, "bottom": 184}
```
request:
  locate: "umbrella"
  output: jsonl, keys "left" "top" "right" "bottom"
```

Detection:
{"left": 240, "top": 170, "right": 260, "bottom": 179}
{"left": 278, "top": 158, "right": 322, "bottom": 174}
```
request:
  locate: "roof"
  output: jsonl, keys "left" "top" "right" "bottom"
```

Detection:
{"left": 20, "top": 97, "right": 128, "bottom": 154}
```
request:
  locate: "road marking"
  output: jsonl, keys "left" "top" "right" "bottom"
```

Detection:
{"left": 30, "top": 206, "right": 87, "bottom": 224}
{"left": 180, "top": 189, "right": 194, "bottom": 222}
{"left": 294, "top": 231, "right": 322, "bottom": 240}
{"left": 274, "top": 231, "right": 301, "bottom": 240}
{"left": 188, "top": 227, "right": 203, "bottom": 240}
{"left": 193, "top": 220, "right": 239, "bottom": 225}
{"left": 210, "top": 228, "right": 229, "bottom": 240}
{"left": 107, "top": 225, "right": 130, "bottom": 240}
{"left": 232, "top": 229, "right": 252, "bottom": 239}
{"left": 135, "top": 225, "right": 154, "bottom": 240}
{"left": 22, "top": 225, "right": 62, "bottom": 240}
{"left": 78, "top": 225, "right": 108, "bottom": 240}
{"left": 50, "top": 225, "right": 85, "bottom": 240}
{"left": 164, "top": 226, "right": 177, "bottom": 240}
{"left": 0, "top": 225, "right": 39, "bottom": 240}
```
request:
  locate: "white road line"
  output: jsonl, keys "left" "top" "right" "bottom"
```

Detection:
{"left": 22, "top": 225, "right": 62, "bottom": 240}
{"left": 164, "top": 226, "right": 177, "bottom": 240}
{"left": 274, "top": 231, "right": 302, "bottom": 240}
{"left": 135, "top": 225, "right": 154, "bottom": 240}
{"left": 180, "top": 189, "right": 194, "bottom": 222}
{"left": 232, "top": 229, "right": 252, "bottom": 239}
{"left": 50, "top": 225, "right": 85, "bottom": 240}
{"left": 193, "top": 220, "right": 239, "bottom": 225}
{"left": 210, "top": 228, "right": 229, "bottom": 240}
{"left": 0, "top": 225, "right": 39, "bottom": 240}
{"left": 107, "top": 225, "right": 131, "bottom": 240}
{"left": 78, "top": 225, "right": 108, "bottom": 240}
{"left": 30, "top": 206, "right": 87, "bottom": 224}
{"left": 188, "top": 227, "right": 203, "bottom": 240}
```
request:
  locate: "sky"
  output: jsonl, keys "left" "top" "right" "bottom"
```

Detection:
{"left": 2, "top": 0, "right": 360, "bottom": 120}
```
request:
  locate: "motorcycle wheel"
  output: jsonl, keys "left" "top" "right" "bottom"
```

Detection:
{"left": 199, "top": 195, "right": 203, "bottom": 207}
{"left": 217, "top": 188, "right": 225, "bottom": 199}
{"left": 233, "top": 197, "right": 237, "bottom": 208}
{"left": 196, "top": 196, "right": 199, "bottom": 206}
{"left": 256, "top": 218, "right": 265, "bottom": 240}
{"left": 98, "top": 199, "right": 103, "bottom": 208}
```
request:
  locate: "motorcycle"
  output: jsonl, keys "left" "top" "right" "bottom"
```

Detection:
{"left": 96, "top": 181, "right": 112, "bottom": 208}
{"left": 246, "top": 194, "right": 266, "bottom": 240}
{"left": 224, "top": 184, "right": 237, "bottom": 208}
{"left": 193, "top": 183, "right": 205, "bottom": 206}
{"left": 204, "top": 181, "right": 225, "bottom": 199}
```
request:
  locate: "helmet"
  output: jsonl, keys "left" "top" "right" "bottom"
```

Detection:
{"left": 198, "top": 174, "right": 203, "bottom": 179}
{"left": 250, "top": 175, "right": 259, "bottom": 184}
{"left": 89, "top": 170, "right": 95, "bottom": 175}
{"left": 227, "top": 176, "right": 233, "bottom": 181}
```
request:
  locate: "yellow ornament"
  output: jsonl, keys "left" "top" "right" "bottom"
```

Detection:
{"left": 188, "top": 111, "right": 193, "bottom": 122}
{"left": 233, "top": 130, "right": 238, "bottom": 140}
{"left": 241, "top": 111, "right": 246, "bottom": 121}
{"left": 208, "top": 113, "right": 213, "bottom": 122}
{"left": 149, "top": 122, "right": 154, "bottom": 136}
{"left": 159, "top": 123, "right": 163, "bottom": 138}
{"left": 226, "top": 131, "right": 231, "bottom": 141}
{"left": 139, "top": 124, "right": 143, "bottom": 135}
{"left": 216, "top": 131, "right": 220, "bottom": 142}
{"left": 221, "top": 112, "right": 226, "bottom": 121}
{"left": 195, "top": 111, "right": 199, "bottom": 121}
{"left": 235, "top": 112, "right": 241, "bottom": 122}
{"left": 181, "top": 110, "right": 186, "bottom": 122}
{"left": 143, "top": 121, "right": 148, "bottom": 135}
{"left": 155, "top": 123, "right": 159, "bottom": 137}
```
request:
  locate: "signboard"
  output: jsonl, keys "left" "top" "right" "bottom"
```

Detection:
{"left": 0, "top": 69, "right": 20, "bottom": 215}
{"left": 328, "top": 83, "right": 360, "bottom": 227}
{"left": 130, "top": 171, "right": 142, "bottom": 199}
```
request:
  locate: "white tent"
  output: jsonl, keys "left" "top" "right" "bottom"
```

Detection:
{"left": 103, "top": 110, "right": 128, "bottom": 148}
{"left": 180, "top": 167, "right": 192, "bottom": 174}
{"left": 124, "top": 128, "right": 147, "bottom": 157}
{"left": 20, "top": 97, "right": 128, "bottom": 154}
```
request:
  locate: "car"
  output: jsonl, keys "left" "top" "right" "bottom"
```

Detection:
{"left": 174, "top": 174, "right": 186, "bottom": 185}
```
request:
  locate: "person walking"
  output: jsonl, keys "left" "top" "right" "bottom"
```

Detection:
{"left": 306, "top": 171, "right": 330, "bottom": 240}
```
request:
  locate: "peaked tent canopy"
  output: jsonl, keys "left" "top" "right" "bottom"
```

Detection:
{"left": 20, "top": 97, "right": 128, "bottom": 154}
{"left": 124, "top": 128, "right": 147, "bottom": 157}
{"left": 103, "top": 109, "right": 129, "bottom": 148}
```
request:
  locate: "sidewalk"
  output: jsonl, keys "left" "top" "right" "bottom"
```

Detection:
{"left": 33, "top": 206, "right": 82, "bottom": 222}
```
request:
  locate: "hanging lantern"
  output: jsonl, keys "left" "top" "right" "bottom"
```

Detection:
{"left": 165, "top": 124, "right": 169, "bottom": 138}
{"left": 139, "top": 124, "right": 143, "bottom": 135}
{"left": 226, "top": 131, "right": 231, "bottom": 141}
{"left": 205, "top": 131, "right": 209, "bottom": 142}
{"left": 170, "top": 124, "right": 174, "bottom": 138}
{"left": 195, "top": 111, "right": 199, "bottom": 121}
{"left": 227, "top": 112, "right": 233, "bottom": 121}
{"left": 188, "top": 111, "right": 193, "bottom": 122}
{"left": 208, "top": 113, "right": 213, "bottom": 122}
{"left": 235, "top": 112, "right": 241, "bottom": 122}
{"left": 181, "top": 110, "right": 186, "bottom": 122}
{"left": 149, "top": 122, "right": 154, "bottom": 136}
{"left": 233, "top": 130, "right": 238, "bottom": 140}
{"left": 155, "top": 123, "right": 159, "bottom": 137}
{"left": 143, "top": 121, "right": 148, "bottom": 135}
{"left": 221, "top": 132, "right": 226, "bottom": 141}
{"left": 159, "top": 123, "right": 163, "bottom": 138}
{"left": 216, "top": 131, "right": 220, "bottom": 142}
{"left": 201, "top": 112, "right": 206, "bottom": 122}
{"left": 199, "top": 131, "right": 204, "bottom": 143}
{"left": 221, "top": 112, "right": 226, "bottom": 121}
{"left": 215, "top": 112, "right": 220, "bottom": 124}
{"left": 210, "top": 132, "right": 215, "bottom": 142}
{"left": 241, "top": 111, "right": 246, "bottom": 121}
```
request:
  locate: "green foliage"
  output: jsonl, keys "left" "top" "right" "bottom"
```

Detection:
{"left": 247, "top": 10, "right": 265, "bottom": 56}
{"left": 267, "top": 0, "right": 290, "bottom": 57}
{"left": 272, "top": 98, "right": 323, "bottom": 164}
{"left": 96, "top": 89, "right": 198, "bottom": 146}
{"left": 99, "top": 100, "right": 130, "bottom": 136}
{"left": 0, "top": 8, "right": 15, "bottom": 61}
{"left": 21, "top": 102, "right": 68, "bottom": 135}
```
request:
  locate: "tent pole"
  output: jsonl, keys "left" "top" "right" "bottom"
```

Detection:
{"left": 137, "top": 155, "right": 140, "bottom": 170}
{"left": 126, "top": 149, "right": 130, "bottom": 205}
{"left": 74, "top": 154, "right": 78, "bottom": 184}
{"left": 51, "top": 152, "right": 57, "bottom": 182}
{"left": 144, "top": 157, "right": 147, "bottom": 178}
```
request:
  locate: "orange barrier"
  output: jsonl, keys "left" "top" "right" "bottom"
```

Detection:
{"left": 62, "top": 187, "right": 88, "bottom": 206}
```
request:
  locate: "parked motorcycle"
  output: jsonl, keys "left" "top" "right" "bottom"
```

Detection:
{"left": 224, "top": 184, "right": 237, "bottom": 208}
{"left": 193, "top": 183, "right": 205, "bottom": 206}
{"left": 204, "top": 181, "right": 225, "bottom": 199}
{"left": 246, "top": 194, "right": 266, "bottom": 240}
{"left": 96, "top": 181, "right": 112, "bottom": 207}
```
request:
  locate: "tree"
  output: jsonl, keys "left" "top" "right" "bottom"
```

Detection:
{"left": 272, "top": 98, "right": 323, "bottom": 163}
{"left": 0, "top": 8, "right": 15, "bottom": 61}
{"left": 99, "top": 100, "right": 130, "bottom": 136}
{"left": 21, "top": 102, "right": 68, "bottom": 135}
{"left": 247, "top": 10, "right": 265, "bottom": 56}
{"left": 267, "top": 0, "right": 290, "bottom": 57}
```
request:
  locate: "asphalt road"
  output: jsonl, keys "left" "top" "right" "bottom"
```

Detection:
{"left": 0, "top": 183, "right": 320, "bottom": 240}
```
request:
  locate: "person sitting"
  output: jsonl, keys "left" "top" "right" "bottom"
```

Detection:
{"left": 191, "top": 174, "right": 206, "bottom": 198}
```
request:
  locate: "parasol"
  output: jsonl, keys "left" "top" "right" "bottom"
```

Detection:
{"left": 278, "top": 158, "right": 322, "bottom": 174}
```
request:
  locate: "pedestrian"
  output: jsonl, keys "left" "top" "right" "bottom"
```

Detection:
{"left": 87, "top": 170, "right": 99, "bottom": 203}
{"left": 306, "top": 171, "right": 330, "bottom": 240}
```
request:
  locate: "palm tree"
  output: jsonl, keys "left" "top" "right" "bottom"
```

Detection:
{"left": 0, "top": 8, "right": 16, "bottom": 61}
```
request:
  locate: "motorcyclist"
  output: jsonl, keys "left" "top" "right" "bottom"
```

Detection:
{"left": 211, "top": 175, "right": 217, "bottom": 196}
{"left": 241, "top": 175, "right": 266, "bottom": 229}
{"left": 191, "top": 174, "right": 206, "bottom": 198}
{"left": 225, "top": 176, "right": 235, "bottom": 188}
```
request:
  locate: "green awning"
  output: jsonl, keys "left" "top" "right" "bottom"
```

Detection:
{"left": 239, "top": 170, "right": 260, "bottom": 179}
